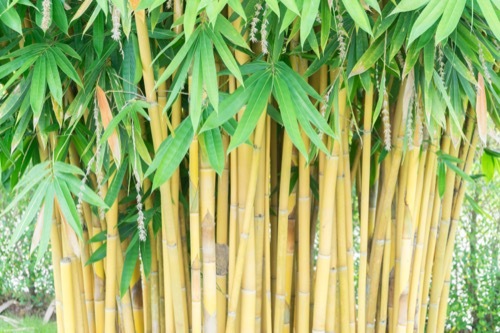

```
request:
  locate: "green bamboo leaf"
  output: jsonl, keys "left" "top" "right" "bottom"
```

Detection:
{"left": 184, "top": 0, "right": 201, "bottom": 40}
{"left": 423, "top": 41, "right": 435, "bottom": 86}
{"left": 215, "top": 15, "right": 251, "bottom": 50}
{"left": 295, "top": 105, "right": 329, "bottom": 155}
{"left": 481, "top": 153, "right": 495, "bottom": 181}
{"left": 0, "top": 79, "right": 29, "bottom": 121}
{"left": 88, "top": 230, "right": 107, "bottom": 243}
{"left": 140, "top": 235, "right": 152, "bottom": 277}
{"left": 435, "top": 0, "right": 466, "bottom": 45}
{"left": 163, "top": 48, "right": 194, "bottom": 113}
{"left": 407, "top": 0, "right": 446, "bottom": 46}
{"left": 341, "top": 0, "right": 372, "bottom": 35}
{"left": 201, "top": 71, "right": 266, "bottom": 131}
{"left": 388, "top": 14, "right": 410, "bottom": 60}
{"left": 11, "top": 103, "right": 31, "bottom": 153}
{"left": 30, "top": 56, "right": 47, "bottom": 125}
{"left": 227, "top": 0, "right": 247, "bottom": 20}
{"left": 190, "top": 46, "right": 204, "bottom": 130}
{"left": 437, "top": 161, "right": 446, "bottom": 197}
{"left": 9, "top": 180, "right": 49, "bottom": 247}
{"left": 273, "top": 77, "right": 308, "bottom": 159}
{"left": 300, "top": 0, "right": 320, "bottom": 47}
{"left": 320, "top": 0, "right": 332, "bottom": 50}
{"left": 103, "top": 160, "right": 128, "bottom": 207}
{"left": 36, "top": 184, "right": 55, "bottom": 264}
{"left": 45, "top": 51, "right": 63, "bottom": 106}
{"left": 0, "top": 1, "right": 23, "bottom": 34}
{"left": 349, "top": 36, "right": 384, "bottom": 77}
{"left": 443, "top": 46, "right": 476, "bottom": 84}
{"left": 443, "top": 158, "right": 473, "bottom": 182}
{"left": 121, "top": 236, "right": 139, "bottom": 297}
{"left": 278, "top": 68, "right": 334, "bottom": 137}
{"left": 200, "top": 128, "right": 225, "bottom": 175}
{"left": 50, "top": 47, "right": 83, "bottom": 87}
{"left": 155, "top": 28, "right": 200, "bottom": 88}
{"left": 56, "top": 172, "right": 108, "bottom": 209}
{"left": 364, "top": 0, "right": 381, "bottom": 13}
{"left": 53, "top": 161, "right": 85, "bottom": 176}
{"left": 207, "top": 27, "right": 244, "bottom": 86}
{"left": 280, "top": 0, "right": 300, "bottom": 15}
{"left": 52, "top": 0, "right": 69, "bottom": 34}
{"left": 476, "top": 0, "right": 500, "bottom": 41}
{"left": 228, "top": 75, "right": 273, "bottom": 153}
{"left": 87, "top": 243, "right": 107, "bottom": 265}
{"left": 93, "top": 12, "right": 105, "bottom": 56}
{"left": 122, "top": 37, "right": 137, "bottom": 101}
{"left": 54, "top": 178, "right": 83, "bottom": 239}
{"left": 200, "top": 32, "right": 219, "bottom": 112}
{"left": 150, "top": 118, "right": 194, "bottom": 189}
{"left": 390, "top": 0, "right": 430, "bottom": 15}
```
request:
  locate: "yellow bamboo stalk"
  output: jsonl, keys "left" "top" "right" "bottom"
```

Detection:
{"left": 61, "top": 257, "right": 77, "bottom": 333}
{"left": 201, "top": 151, "right": 218, "bottom": 332}
{"left": 82, "top": 230, "right": 96, "bottom": 333}
{"left": 272, "top": 131, "right": 294, "bottom": 333}
{"left": 190, "top": 134, "right": 202, "bottom": 333}
{"left": 426, "top": 125, "right": 466, "bottom": 333}
{"left": 104, "top": 173, "right": 119, "bottom": 333}
{"left": 254, "top": 126, "right": 267, "bottom": 333}
{"left": 376, "top": 221, "right": 392, "bottom": 333}
{"left": 51, "top": 217, "right": 65, "bottom": 333}
{"left": 217, "top": 134, "right": 230, "bottom": 333}
{"left": 366, "top": 72, "right": 414, "bottom": 330}
{"left": 263, "top": 117, "right": 273, "bottom": 333}
{"left": 358, "top": 84, "right": 374, "bottom": 333}
{"left": 225, "top": 113, "right": 267, "bottom": 333}
{"left": 135, "top": 7, "right": 188, "bottom": 331}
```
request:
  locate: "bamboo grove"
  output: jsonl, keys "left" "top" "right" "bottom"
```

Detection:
{"left": 0, "top": 0, "right": 499, "bottom": 332}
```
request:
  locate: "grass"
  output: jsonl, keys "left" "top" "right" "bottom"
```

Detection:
{"left": 0, "top": 314, "right": 56, "bottom": 333}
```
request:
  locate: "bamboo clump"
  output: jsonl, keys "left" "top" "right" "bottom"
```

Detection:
{"left": 0, "top": 1, "right": 497, "bottom": 333}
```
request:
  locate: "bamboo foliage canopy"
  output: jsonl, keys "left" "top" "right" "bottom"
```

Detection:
{"left": 0, "top": 0, "right": 499, "bottom": 333}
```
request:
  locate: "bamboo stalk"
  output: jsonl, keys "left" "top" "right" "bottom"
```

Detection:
{"left": 225, "top": 113, "right": 267, "bottom": 333}
{"left": 61, "top": 257, "right": 77, "bottom": 333}
{"left": 358, "top": 84, "right": 374, "bottom": 333}
{"left": 200, "top": 151, "right": 217, "bottom": 332}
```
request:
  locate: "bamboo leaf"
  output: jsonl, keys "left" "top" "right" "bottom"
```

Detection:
{"left": 200, "top": 128, "right": 225, "bottom": 175}
{"left": 273, "top": 76, "right": 308, "bottom": 159}
{"left": 0, "top": 1, "right": 23, "bottom": 34}
{"left": 45, "top": 51, "right": 63, "bottom": 107}
{"left": 408, "top": 0, "right": 446, "bottom": 46}
{"left": 207, "top": 27, "right": 244, "bottom": 86}
{"left": 437, "top": 161, "right": 446, "bottom": 197}
{"left": 121, "top": 236, "right": 139, "bottom": 297}
{"left": 435, "top": 0, "right": 466, "bottom": 45}
{"left": 349, "top": 36, "right": 384, "bottom": 77}
{"left": 201, "top": 71, "right": 266, "bottom": 131}
{"left": 97, "top": 85, "right": 122, "bottom": 165}
{"left": 140, "top": 235, "right": 152, "bottom": 277}
{"left": 50, "top": 47, "right": 83, "bottom": 87}
{"left": 30, "top": 56, "right": 47, "bottom": 125}
{"left": 52, "top": 0, "right": 69, "bottom": 34}
{"left": 190, "top": 46, "right": 204, "bottom": 130}
{"left": 184, "top": 0, "right": 201, "bottom": 40}
{"left": 341, "top": 0, "right": 373, "bottom": 35}
{"left": 150, "top": 118, "right": 194, "bottom": 189}
{"left": 215, "top": 15, "right": 251, "bottom": 50}
{"left": 228, "top": 75, "right": 272, "bottom": 152}
{"left": 87, "top": 242, "right": 107, "bottom": 265}
{"left": 36, "top": 185, "right": 55, "bottom": 264}
{"left": 391, "top": 0, "right": 430, "bottom": 15}
{"left": 300, "top": 0, "right": 320, "bottom": 47}
{"left": 9, "top": 180, "right": 49, "bottom": 247}
{"left": 54, "top": 178, "right": 83, "bottom": 239}
{"left": 228, "top": 0, "right": 247, "bottom": 20}
{"left": 93, "top": 12, "right": 105, "bottom": 56}
{"left": 476, "top": 0, "right": 500, "bottom": 41}
{"left": 200, "top": 32, "right": 219, "bottom": 112}
{"left": 280, "top": 0, "right": 300, "bottom": 15}
{"left": 155, "top": 28, "right": 200, "bottom": 88}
